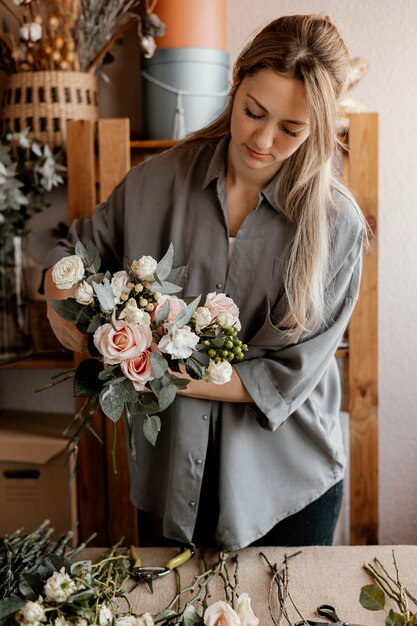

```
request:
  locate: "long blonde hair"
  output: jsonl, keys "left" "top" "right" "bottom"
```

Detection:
{"left": 187, "top": 14, "right": 367, "bottom": 340}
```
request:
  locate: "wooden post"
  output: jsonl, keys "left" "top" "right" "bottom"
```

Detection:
{"left": 345, "top": 113, "right": 379, "bottom": 544}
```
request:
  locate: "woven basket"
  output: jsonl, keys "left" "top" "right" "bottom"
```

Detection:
{"left": 1, "top": 71, "right": 98, "bottom": 148}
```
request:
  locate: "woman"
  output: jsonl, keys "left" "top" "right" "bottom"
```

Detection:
{"left": 45, "top": 14, "right": 368, "bottom": 549}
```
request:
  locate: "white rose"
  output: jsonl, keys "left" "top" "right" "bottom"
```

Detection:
{"left": 99, "top": 603, "right": 113, "bottom": 626}
{"left": 20, "top": 22, "right": 42, "bottom": 42}
{"left": 73, "top": 619, "right": 88, "bottom": 626}
{"left": 52, "top": 256, "right": 85, "bottom": 290}
{"left": 119, "top": 298, "right": 151, "bottom": 326}
{"left": 115, "top": 614, "right": 154, "bottom": 626}
{"left": 158, "top": 322, "right": 199, "bottom": 359}
{"left": 206, "top": 359, "right": 233, "bottom": 385}
{"left": 54, "top": 618, "right": 70, "bottom": 626}
{"left": 111, "top": 271, "right": 131, "bottom": 304}
{"left": 19, "top": 600, "right": 46, "bottom": 626}
{"left": 192, "top": 306, "right": 212, "bottom": 332}
{"left": 234, "top": 593, "right": 259, "bottom": 626}
{"left": 216, "top": 309, "right": 238, "bottom": 329}
{"left": 130, "top": 256, "right": 157, "bottom": 281}
{"left": 204, "top": 601, "right": 242, "bottom": 626}
{"left": 44, "top": 567, "right": 77, "bottom": 603}
{"left": 75, "top": 280, "right": 94, "bottom": 305}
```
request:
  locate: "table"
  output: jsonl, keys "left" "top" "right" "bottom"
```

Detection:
{"left": 80, "top": 546, "right": 417, "bottom": 625}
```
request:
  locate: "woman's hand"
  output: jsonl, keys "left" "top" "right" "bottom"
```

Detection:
{"left": 44, "top": 267, "right": 89, "bottom": 354}
{"left": 175, "top": 363, "right": 253, "bottom": 403}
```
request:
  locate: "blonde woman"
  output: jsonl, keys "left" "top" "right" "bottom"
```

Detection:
{"left": 45, "top": 15, "right": 367, "bottom": 548}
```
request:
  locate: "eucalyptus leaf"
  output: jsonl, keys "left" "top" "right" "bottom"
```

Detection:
{"left": 185, "top": 357, "right": 206, "bottom": 380}
{"left": 74, "top": 359, "right": 104, "bottom": 397}
{"left": 93, "top": 278, "right": 115, "bottom": 312}
{"left": 67, "top": 588, "right": 96, "bottom": 603}
{"left": 140, "top": 401, "right": 161, "bottom": 413}
{"left": 170, "top": 376, "right": 189, "bottom": 389}
{"left": 150, "top": 280, "right": 182, "bottom": 295}
{"left": 87, "top": 315, "right": 102, "bottom": 333}
{"left": 158, "top": 383, "right": 177, "bottom": 411}
{"left": 155, "top": 243, "right": 174, "bottom": 281}
{"left": 211, "top": 337, "right": 226, "bottom": 348}
{"left": 19, "top": 573, "right": 43, "bottom": 600}
{"left": 150, "top": 352, "right": 169, "bottom": 378}
{"left": 149, "top": 378, "right": 162, "bottom": 397}
{"left": 75, "top": 240, "right": 87, "bottom": 258}
{"left": 98, "top": 367, "right": 118, "bottom": 381}
{"left": 175, "top": 296, "right": 201, "bottom": 329}
{"left": 143, "top": 414, "right": 161, "bottom": 446}
{"left": 183, "top": 605, "right": 203, "bottom": 626}
{"left": 51, "top": 298, "right": 84, "bottom": 322}
{"left": 153, "top": 609, "right": 178, "bottom": 623}
{"left": 85, "top": 241, "right": 101, "bottom": 273}
{"left": 99, "top": 385, "right": 124, "bottom": 422}
{"left": 385, "top": 610, "right": 405, "bottom": 626}
{"left": 86, "top": 272, "right": 105, "bottom": 285}
{"left": 359, "top": 584, "right": 385, "bottom": 611}
{"left": 0, "top": 596, "right": 25, "bottom": 620}
{"left": 155, "top": 298, "right": 170, "bottom": 325}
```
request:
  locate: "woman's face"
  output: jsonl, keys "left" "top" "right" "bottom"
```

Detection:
{"left": 229, "top": 69, "right": 311, "bottom": 181}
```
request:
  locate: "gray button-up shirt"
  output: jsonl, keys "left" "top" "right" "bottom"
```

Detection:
{"left": 47, "top": 136, "right": 363, "bottom": 550}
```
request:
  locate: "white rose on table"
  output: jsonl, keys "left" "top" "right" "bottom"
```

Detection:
{"left": 115, "top": 613, "right": 154, "bottom": 626}
{"left": 206, "top": 359, "right": 233, "bottom": 385}
{"left": 44, "top": 567, "right": 76, "bottom": 603}
{"left": 52, "top": 256, "right": 85, "bottom": 290}
{"left": 75, "top": 280, "right": 94, "bottom": 305}
{"left": 130, "top": 255, "right": 157, "bottom": 281}
{"left": 111, "top": 270, "right": 131, "bottom": 304}
{"left": 234, "top": 593, "right": 259, "bottom": 626}
{"left": 99, "top": 603, "right": 113, "bottom": 626}
{"left": 204, "top": 292, "right": 241, "bottom": 330}
{"left": 158, "top": 322, "right": 199, "bottom": 359}
{"left": 204, "top": 601, "right": 242, "bottom": 626}
{"left": 193, "top": 306, "right": 212, "bottom": 332}
{"left": 119, "top": 298, "right": 151, "bottom": 326}
{"left": 18, "top": 600, "right": 46, "bottom": 626}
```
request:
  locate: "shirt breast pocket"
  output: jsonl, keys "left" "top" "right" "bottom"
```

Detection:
{"left": 248, "top": 298, "right": 289, "bottom": 349}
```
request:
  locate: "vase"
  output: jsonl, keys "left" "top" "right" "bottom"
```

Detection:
{"left": 0, "top": 235, "right": 32, "bottom": 363}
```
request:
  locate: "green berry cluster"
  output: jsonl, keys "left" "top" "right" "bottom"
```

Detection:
{"left": 201, "top": 327, "right": 248, "bottom": 363}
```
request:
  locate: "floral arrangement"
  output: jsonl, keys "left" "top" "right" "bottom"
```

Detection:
{"left": 49, "top": 242, "right": 247, "bottom": 463}
{"left": 0, "top": 128, "right": 66, "bottom": 242}
{"left": 0, "top": 0, "right": 141, "bottom": 75}
{"left": 0, "top": 521, "right": 259, "bottom": 626}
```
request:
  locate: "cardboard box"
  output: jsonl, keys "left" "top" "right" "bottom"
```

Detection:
{"left": 0, "top": 411, "right": 77, "bottom": 541}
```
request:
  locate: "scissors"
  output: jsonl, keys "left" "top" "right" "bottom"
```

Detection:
{"left": 129, "top": 545, "right": 195, "bottom": 593}
{"left": 295, "top": 604, "right": 367, "bottom": 626}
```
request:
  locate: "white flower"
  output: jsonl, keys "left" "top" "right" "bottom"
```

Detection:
{"left": 44, "top": 567, "right": 77, "bottom": 603}
{"left": 130, "top": 256, "right": 157, "bottom": 281}
{"left": 20, "top": 22, "right": 42, "bottom": 42}
{"left": 217, "top": 309, "right": 238, "bottom": 329}
{"left": 52, "top": 256, "right": 85, "bottom": 290}
{"left": 72, "top": 620, "right": 88, "bottom": 626}
{"left": 54, "top": 618, "right": 70, "bottom": 626}
{"left": 18, "top": 600, "right": 46, "bottom": 626}
{"left": 193, "top": 306, "right": 212, "bottom": 332}
{"left": 111, "top": 270, "right": 131, "bottom": 304}
{"left": 158, "top": 322, "right": 199, "bottom": 359}
{"left": 115, "top": 614, "right": 154, "bottom": 626}
{"left": 206, "top": 359, "right": 233, "bottom": 385}
{"left": 99, "top": 603, "right": 113, "bottom": 626}
{"left": 234, "top": 593, "right": 259, "bottom": 626}
{"left": 75, "top": 280, "right": 94, "bottom": 305}
{"left": 204, "top": 601, "right": 242, "bottom": 626}
{"left": 119, "top": 298, "right": 151, "bottom": 326}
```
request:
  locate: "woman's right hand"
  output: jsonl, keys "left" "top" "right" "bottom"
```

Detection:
{"left": 44, "top": 267, "right": 89, "bottom": 354}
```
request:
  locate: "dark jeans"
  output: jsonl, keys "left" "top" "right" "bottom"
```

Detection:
{"left": 192, "top": 434, "right": 344, "bottom": 547}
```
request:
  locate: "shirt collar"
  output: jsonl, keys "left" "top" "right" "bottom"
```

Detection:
{"left": 202, "top": 135, "right": 285, "bottom": 215}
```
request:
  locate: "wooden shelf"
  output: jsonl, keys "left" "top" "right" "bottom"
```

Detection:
{"left": 0, "top": 351, "right": 73, "bottom": 369}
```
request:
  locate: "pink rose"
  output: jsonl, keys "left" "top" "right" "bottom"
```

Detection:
{"left": 151, "top": 295, "right": 187, "bottom": 323}
{"left": 204, "top": 602, "right": 242, "bottom": 626}
{"left": 204, "top": 292, "right": 241, "bottom": 330}
{"left": 93, "top": 320, "right": 152, "bottom": 365}
{"left": 121, "top": 350, "right": 154, "bottom": 391}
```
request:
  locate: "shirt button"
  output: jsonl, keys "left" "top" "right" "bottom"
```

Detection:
{"left": 189, "top": 500, "right": 196, "bottom": 507}
{"left": 202, "top": 414, "right": 208, "bottom": 421}
{"left": 216, "top": 282, "right": 223, "bottom": 290}
{"left": 195, "top": 459, "right": 203, "bottom": 465}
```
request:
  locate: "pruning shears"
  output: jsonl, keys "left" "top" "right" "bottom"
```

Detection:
{"left": 129, "top": 545, "right": 195, "bottom": 593}
{"left": 295, "top": 604, "right": 367, "bottom": 626}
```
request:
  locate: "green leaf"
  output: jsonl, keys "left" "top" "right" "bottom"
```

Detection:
{"left": 84, "top": 241, "right": 101, "bottom": 273}
{"left": 149, "top": 378, "right": 162, "bottom": 397}
{"left": 0, "top": 596, "right": 25, "bottom": 620}
{"left": 19, "top": 572, "right": 43, "bottom": 600}
{"left": 140, "top": 400, "right": 161, "bottom": 414}
{"left": 98, "top": 366, "right": 118, "bottom": 381}
{"left": 183, "top": 605, "right": 203, "bottom": 626}
{"left": 143, "top": 414, "right": 161, "bottom": 446}
{"left": 93, "top": 278, "right": 115, "bottom": 312}
{"left": 385, "top": 610, "right": 405, "bottom": 626}
{"left": 155, "top": 298, "right": 170, "bottom": 325}
{"left": 211, "top": 337, "right": 226, "bottom": 348}
{"left": 87, "top": 315, "right": 102, "bottom": 333}
{"left": 75, "top": 240, "right": 87, "bottom": 258}
{"left": 153, "top": 609, "right": 179, "bottom": 624}
{"left": 185, "top": 357, "right": 206, "bottom": 380}
{"left": 359, "top": 584, "right": 385, "bottom": 611}
{"left": 150, "top": 352, "right": 169, "bottom": 378}
{"left": 67, "top": 588, "right": 96, "bottom": 603}
{"left": 155, "top": 243, "right": 174, "bottom": 281}
{"left": 86, "top": 272, "right": 105, "bottom": 285}
{"left": 150, "top": 280, "right": 182, "bottom": 295}
{"left": 158, "top": 383, "right": 177, "bottom": 411}
{"left": 175, "top": 296, "right": 201, "bottom": 328}
{"left": 170, "top": 376, "right": 189, "bottom": 389}
{"left": 99, "top": 384, "right": 125, "bottom": 422}
{"left": 74, "top": 359, "right": 104, "bottom": 397}
{"left": 165, "top": 354, "right": 181, "bottom": 373}
{"left": 51, "top": 298, "right": 84, "bottom": 322}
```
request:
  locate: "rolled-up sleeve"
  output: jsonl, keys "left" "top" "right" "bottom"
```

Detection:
{"left": 235, "top": 225, "right": 363, "bottom": 431}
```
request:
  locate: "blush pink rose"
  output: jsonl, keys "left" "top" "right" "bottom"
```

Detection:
{"left": 204, "top": 601, "right": 242, "bottom": 626}
{"left": 121, "top": 350, "right": 154, "bottom": 391}
{"left": 151, "top": 295, "right": 187, "bottom": 323}
{"left": 93, "top": 320, "right": 152, "bottom": 365}
{"left": 204, "top": 292, "right": 241, "bottom": 330}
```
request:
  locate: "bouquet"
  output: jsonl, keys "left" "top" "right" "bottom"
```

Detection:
{"left": 50, "top": 241, "right": 247, "bottom": 463}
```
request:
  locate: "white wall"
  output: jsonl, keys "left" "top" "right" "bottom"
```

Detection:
{"left": 227, "top": 0, "right": 417, "bottom": 543}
